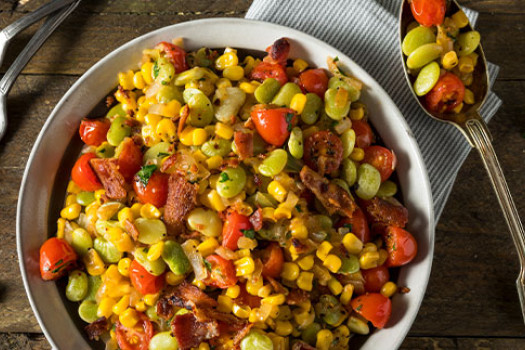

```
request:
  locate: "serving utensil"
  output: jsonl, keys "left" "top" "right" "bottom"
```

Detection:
{"left": 0, "top": 0, "right": 80, "bottom": 140}
{"left": 400, "top": 0, "right": 525, "bottom": 322}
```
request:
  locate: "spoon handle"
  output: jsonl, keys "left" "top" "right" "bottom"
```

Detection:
{"left": 465, "top": 117, "right": 525, "bottom": 322}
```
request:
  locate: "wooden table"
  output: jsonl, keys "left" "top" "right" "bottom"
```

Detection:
{"left": 1, "top": 0, "right": 524, "bottom": 349}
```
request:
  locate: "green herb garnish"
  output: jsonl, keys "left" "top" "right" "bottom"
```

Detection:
{"left": 343, "top": 223, "right": 353, "bottom": 231}
{"left": 137, "top": 164, "right": 157, "bottom": 186}
{"left": 153, "top": 61, "right": 160, "bottom": 78}
{"left": 219, "top": 172, "right": 230, "bottom": 183}
{"left": 157, "top": 152, "right": 170, "bottom": 158}
{"left": 285, "top": 113, "right": 295, "bottom": 132}
{"left": 204, "top": 259, "right": 212, "bottom": 271}
{"left": 241, "top": 229, "right": 256, "bottom": 239}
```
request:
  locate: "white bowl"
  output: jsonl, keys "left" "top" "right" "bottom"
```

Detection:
{"left": 17, "top": 18, "right": 434, "bottom": 350}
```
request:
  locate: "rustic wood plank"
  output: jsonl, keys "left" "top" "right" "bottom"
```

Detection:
{"left": 0, "top": 333, "right": 50, "bottom": 350}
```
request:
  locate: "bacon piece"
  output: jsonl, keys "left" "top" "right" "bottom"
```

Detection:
{"left": 178, "top": 104, "right": 190, "bottom": 136}
{"left": 292, "top": 341, "right": 317, "bottom": 350}
{"left": 266, "top": 276, "right": 288, "bottom": 295}
{"left": 232, "top": 323, "right": 253, "bottom": 349}
{"left": 172, "top": 313, "right": 219, "bottom": 350}
{"left": 234, "top": 131, "right": 254, "bottom": 160}
{"left": 363, "top": 197, "right": 408, "bottom": 228}
{"left": 299, "top": 165, "right": 356, "bottom": 217}
{"left": 123, "top": 218, "right": 140, "bottom": 240}
{"left": 286, "top": 288, "right": 310, "bottom": 305}
{"left": 249, "top": 208, "right": 263, "bottom": 231}
{"left": 264, "top": 37, "right": 290, "bottom": 65}
{"left": 157, "top": 282, "right": 217, "bottom": 319}
{"left": 156, "top": 295, "right": 175, "bottom": 320}
{"left": 164, "top": 173, "right": 198, "bottom": 234}
{"left": 90, "top": 158, "right": 127, "bottom": 200}
{"left": 84, "top": 317, "right": 109, "bottom": 340}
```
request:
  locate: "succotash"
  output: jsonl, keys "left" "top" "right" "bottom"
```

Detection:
{"left": 39, "top": 37, "right": 418, "bottom": 350}
{"left": 403, "top": 0, "right": 480, "bottom": 114}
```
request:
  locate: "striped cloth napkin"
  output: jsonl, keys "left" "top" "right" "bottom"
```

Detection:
{"left": 246, "top": 0, "right": 502, "bottom": 221}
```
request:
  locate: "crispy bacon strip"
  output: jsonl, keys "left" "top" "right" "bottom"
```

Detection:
{"left": 90, "top": 158, "right": 127, "bottom": 200}
{"left": 172, "top": 313, "right": 219, "bottom": 350}
{"left": 84, "top": 317, "right": 109, "bottom": 340}
{"left": 292, "top": 341, "right": 317, "bottom": 350}
{"left": 164, "top": 173, "right": 198, "bottom": 234}
{"left": 286, "top": 288, "right": 310, "bottom": 305}
{"left": 234, "top": 131, "right": 254, "bottom": 160}
{"left": 266, "top": 276, "right": 288, "bottom": 295}
{"left": 363, "top": 197, "right": 408, "bottom": 228}
{"left": 249, "top": 208, "right": 263, "bottom": 231}
{"left": 232, "top": 323, "right": 254, "bottom": 349}
{"left": 178, "top": 104, "right": 190, "bottom": 136}
{"left": 156, "top": 282, "right": 217, "bottom": 320}
{"left": 264, "top": 37, "right": 290, "bottom": 65}
{"left": 123, "top": 218, "right": 140, "bottom": 240}
{"left": 299, "top": 165, "right": 356, "bottom": 217}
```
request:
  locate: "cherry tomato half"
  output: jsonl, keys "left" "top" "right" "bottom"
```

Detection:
{"left": 261, "top": 243, "right": 284, "bottom": 279}
{"left": 204, "top": 254, "right": 237, "bottom": 289}
{"left": 156, "top": 41, "right": 188, "bottom": 73}
{"left": 251, "top": 106, "right": 297, "bottom": 147}
{"left": 133, "top": 171, "right": 169, "bottom": 208}
{"left": 222, "top": 211, "right": 253, "bottom": 251}
{"left": 116, "top": 312, "right": 154, "bottom": 350}
{"left": 79, "top": 118, "right": 110, "bottom": 146}
{"left": 336, "top": 206, "right": 371, "bottom": 243}
{"left": 118, "top": 138, "right": 143, "bottom": 182}
{"left": 303, "top": 130, "right": 343, "bottom": 175}
{"left": 298, "top": 68, "right": 329, "bottom": 98}
{"left": 250, "top": 62, "right": 288, "bottom": 86}
{"left": 362, "top": 266, "right": 390, "bottom": 293}
{"left": 410, "top": 0, "right": 446, "bottom": 27}
{"left": 40, "top": 237, "right": 77, "bottom": 281}
{"left": 352, "top": 119, "right": 374, "bottom": 149}
{"left": 351, "top": 293, "right": 392, "bottom": 329}
{"left": 383, "top": 226, "right": 418, "bottom": 267}
{"left": 129, "top": 260, "right": 164, "bottom": 295}
{"left": 363, "top": 146, "right": 396, "bottom": 182}
{"left": 425, "top": 72, "right": 465, "bottom": 113}
{"left": 71, "top": 153, "right": 103, "bottom": 192}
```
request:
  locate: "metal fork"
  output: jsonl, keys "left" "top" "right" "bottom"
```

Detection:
{"left": 0, "top": 0, "right": 81, "bottom": 140}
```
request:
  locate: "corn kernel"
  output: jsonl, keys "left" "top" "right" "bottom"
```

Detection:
{"left": 215, "top": 52, "right": 238, "bottom": 70}
{"left": 275, "top": 320, "right": 293, "bottom": 336}
{"left": 97, "top": 297, "right": 116, "bottom": 319}
{"left": 156, "top": 118, "right": 177, "bottom": 142}
{"left": 144, "top": 293, "right": 159, "bottom": 306}
{"left": 225, "top": 285, "right": 241, "bottom": 299}
{"left": 197, "top": 237, "right": 219, "bottom": 257}
{"left": 112, "top": 295, "right": 130, "bottom": 315}
{"left": 298, "top": 255, "right": 314, "bottom": 271}
{"left": 192, "top": 128, "right": 208, "bottom": 146}
{"left": 206, "top": 155, "right": 223, "bottom": 170}
{"left": 274, "top": 205, "right": 292, "bottom": 220}
{"left": 378, "top": 249, "right": 389, "bottom": 266}
{"left": 192, "top": 279, "right": 206, "bottom": 290}
{"left": 119, "top": 308, "right": 139, "bottom": 328}
{"left": 142, "top": 125, "right": 160, "bottom": 147}
{"left": 65, "top": 194, "right": 77, "bottom": 207}
{"left": 293, "top": 58, "right": 309, "bottom": 73}
{"left": 116, "top": 259, "right": 131, "bottom": 278}
{"left": 56, "top": 218, "right": 66, "bottom": 239}
{"left": 257, "top": 284, "right": 273, "bottom": 298}
{"left": 316, "top": 241, "right": 333, "bottom": 261}
{"left": 140, "top": 203, "right": 161, "bottom": 219}
{"left": 216, "top": 77, "right": 232, "bottom": 89}
{"left": 262, "top": 294, "right": 286, "bottom": 306}
{"left": 239, "top": 81, "right": 257, "bottom": 94}
{"left": 145, "top": 113, "right": 162, "bottom": 128}
{"left": 135, "top": 301, "right": 147, "bottom": 312}
{"left": 343, "top": 233, "right": 364, "bottom": 255}
{"left": 179, "top": 126, "right": 195, "bottom": 146}
{"left": 290, "top": 93, "right": 307, "bottom": 114}
{"left": 133, "top": 71, "right": 146, "bottom": 90}
{"left": 297, "top": 271, "right": 314, "bottom": 291}
{"left": 235, "top": 257, "right": 255, "bottom": 276}
{"left": 147, "top": 241, "right": 164, "bottom": 261}
{"left": 452, "top": 10, "right": 469, "bottom": 28}
{"left": 268, "top": 181, "right": 287, "bottom": 202}
{"left": 262, "top": 207, "right": 276, "bottom": 221}
{"left": 453, "top": 102, "right": 464, "bottom": 114}
{"left": 67, "top": 180, "right": 82, "bottom": 194}
{"left": 464, "top": 88, "right": 475, "bottom": 104}
{"left": 323, "top": 254, "right": 342, "bottom": 273}
{"left": 232, "top": 303, "right": 251, "bottom": 318}
{"left": 350, "top": 107, "right": 365, "bottom": 121}
{"left": 198, "top": 343, "right": 210, "bottom": 350}
{"left": 347, "top": 316, "right": 370, "bottom": 335}
{"left": 340, "top": 284, "right": 355, "bottom": 306}
{"left": 160, "top": 100, "right": 182, "bottom": 118}
{"left": 350, "top": 147, "right": 365, "bottom": 161}
{"left": 223, "top": 65, "right": 245, "bottom": 81}
{"left": 328, "top": 277, "right": 343, "bottom": 295}
{"left": 289, "top": 218, "right": 308, "bottom": 239}
{"left": 216, "top": 295, "right": 233, "bottom": 313}
{"left": 119, "top": 70, "right": 135, "bottom": 90}
{"left": 141, "top": 62, "right": 154, "bottom": 85}
{"left": 84, "top": 249, "right": 106, "bottom": 276}
{"left": 359, "top": 251, "right": 380, "bottom": 270}
{"left": 118, "top": 208, "right": 134, "bottom": 226}
{"left": 246, "top": 276, "right": 264, "bottom": 295}
{"left": 442, "top": 51, "right": 459, "bottom": 70}
{"left": 363, "top": 242, "right": 378, "bottom": 253}
{"left": 166, "top": 271, "right": 185, "bottom": 286}
{"left": 130, "top": 203, "right": 143, "bottom": 218}
{"left": 60, "top": 203, "right": 81, "bottom": 220}
{"left": 215, "top": 122, "right": 234, "bottom": 139}
{"left": 236, "top": 248, "right": 251, "bottom": 258}
{"left": 459, "top": 56, "right": 474, "bottom": 74}
{"left": 281, "top": 262, "right": 300, "bottom": 281}
{"left": 380, "top": 281, "right": 397, "bottom": 298}
{"left": 207, "top": 190, "right": 227, "bottom": 212}
{"left": 316, "top": 329, "right": 334, "bottom": 350}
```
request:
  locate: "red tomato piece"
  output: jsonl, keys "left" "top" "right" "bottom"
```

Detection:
{"left": 204, "top": 254, "right": 238, "bottom": 289}
{"left": 155, "top": 41, "right": 188, "bottom": 73}
{"left": 298, "top": 68, "right": 329, "bottom": 98}
{"left": 222, "top": 211, "right": 253, "bottom": 250}
{"left": 362, "top": 266, "right": 390, "bottom": 293}
{"left": 116, "top": 312, "right": 154, "bottom": 350}
{"left": 410, "top": 0, "right": 446, "bottom": 27}
{"left": 261, "top": 243, "right": 284, "bottom": 278}
{"left": 79, "top": 118, "right": 110, "bottom": 146}
{"left": 383, "top": 226, "right": 418, "bottom": 267}
{"left": 351, "top": 293, "right": 392, "bottom": 329}
{"left": 40, "top": 237, "right": 77, "bottom": 281}
{"left": 129, "top": 260, "right": 164, "bottom": 295}
{"left": 363, "top": 146, "right": 396, "bottom": 182}
{"left": 251, "top": 106, "right": 297, "bottom": 147}
{"left": 425, "top": 72, "right": 465, "bottom": 113}
{"left": 234, "top": 283, "right": 262, "bottom": 308}
{"left": 336, "top": 207, "right": 371, "bottom": 243}
{"left": 133, "top": 171, "right": 169, "bottom": 208}
{"left": 352, "top": 119, "right": 374, "bottom": 149}
{"left": 250, "top": 62, "right": 288, "bottom": 86}
{"left": 118, "top": 138, "right": 143, "bottom": 182}
{"left": 71, "top": 153, "right": 103, "bottom": 192}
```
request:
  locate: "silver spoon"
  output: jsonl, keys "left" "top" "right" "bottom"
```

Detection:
{"left": 400, "top": 0, "right": 525, "bottom": 322}
{"left": 0, "top": 0, "right": 81, "bottom": 141}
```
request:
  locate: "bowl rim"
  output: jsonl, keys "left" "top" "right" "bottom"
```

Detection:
{"left": 17, "top": 17, "right": 435, "bottom": 350}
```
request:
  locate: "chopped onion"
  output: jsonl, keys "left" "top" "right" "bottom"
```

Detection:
{"left": 145, "top": 81, "right": 162, "bottom": 99}
{"left": 148, "top": 103, "right": 164, "bottom": 115}
{"left": 182, "top": 239, "right": 207, "bottom": 281}
{"left": 215, "top": 246, "right": 236, "bottom": 260}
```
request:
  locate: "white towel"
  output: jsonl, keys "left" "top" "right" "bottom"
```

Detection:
{"left": 246, "top": 0, "right": 502, "bottom": 221}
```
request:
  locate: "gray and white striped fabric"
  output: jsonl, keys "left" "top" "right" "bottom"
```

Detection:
{"left": 246, "top": 0, "right": 502, "bottom": 222}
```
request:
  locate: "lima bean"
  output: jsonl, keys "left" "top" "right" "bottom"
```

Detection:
{"left": 71, "top": 228, "right": 93, "bottom": 256}
{"left": 301, "top": 322, "right": 321, "bottom": 345}
{"left": 106, "top": 103, "right": 126, "bottom": 118}
{"left": 254, "top": 78, "right": 281, "bottom": 104}
{"left": 144, "top": 142, "right": 173, "bottom": 165}
{"left": 324, "top": 87, "right": 351, "bottom": 121}
{"left": 341, "top": 129, "right": 356, "bottom": 158}
{"left": 271, "top": 82, "right": 302, "bottom": 107}
{"left": 66, "top": 270, "right": 88, "bottom": 302}
{"left": 355, "top": 163, "right": 381, "bottom": 200}
{"left": 216, "top": 167, "right": 247, "bottom": 198}
{"left": 213, "top": 87, "right": 246, "bottom": 123}
{"left": 332, "top": 179, "right": 351, "bottom": 194}
{"left": 342, "top": 158, "right": 357, "bottom": 187}
{"left": 95, "top": 142, "right": 115, "bottom": 158}
{"left": 157, "top": 85, "right": 183, "bottom": 104}
{"left": 134, "top": 247, "right": 167, "bottom": 276}
{"left": 162, "top": 240, "right": 190, "bottom": 275}
{"left": 84, "top": 275, "right": 102, "bottom": 302}
{"left": 155, "top": 57, "right": 175, "bottom": 85}
{"left": 376, "top": 180, "right": 398, "bottom": 197}
{"left": 288, "top": 127, "right": 304, "bottom": 159}
{"left": 258, "top": 149, "right": 287, "bottom": 177}
{"left": 148, "top": 331, "right": 179, "bottom": 350}
{"left": 328, "top": 76, "right": 360, "bottom": 102}
{"left": 402, "top": 26, "right": 437, "bottom": 56}
{"left": 201, "top": 139, "right": 232, "bottom": 157}
{"left": 183, "top": 88, "right": 214, "bottom": 127}
{"left": 146, "top": 306, "right": 160, "bottom": 323}
{"left": 413, "top": 61, "right": 440, "bottom": 96}
{"left": 301, "top": 93, "right": 322, "bottom": 125}
{"left": 406, "top": 43, "right": 443, "bottom": 69}
{"left": 251, "top": 191, "right": 278, "bottom": 208}
{"left": 339, "top": 255, "right": 360, "bottom": 274}
{"left": 107, "top": 116, "right": 131, "bottom": 147}
{"left": 174, "top": 67, "right": 207, "bottom": 86}
{"left": 456, "top": 30, "right": 481, "bottom": 57}
{"left": 134, "top": 218, "right": 167, "bottom": 245}
{"left": 186, "top": 208, "right": 223, "bottom": 237}
{"left": 76, "top": 191, "right": 95, "bottom": 206}
{"left": 240, "top": 331, "right": 273, "bottom": 350}
{"left": 78, "top": 300, "right": 99, "bottom": 323}
{"left": 93, "top": 237, "right": 121, "bottom": 263}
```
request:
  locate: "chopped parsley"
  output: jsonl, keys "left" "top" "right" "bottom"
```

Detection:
{"left": 356, "top": 304, "right": 363, "bottom": 311}
{"left": 204, "top": 259, "right": 212, "bottom": 272}
{"left": 241, "top": 229, "right": 256, "bottom": 239}
{"left": 343, "top": 223, "right": 353, "bottom": 231}
{"left": 137, "top": 164, "right": 157, "bottom": 186}
{"left": 392, "top": 242, "right": 397, "bottom": 251}
{"left": 153, "top": 61, "right": 160, "bottom": 78}
{"left": 333, "top": 56, "right": 339, "bottom": 62}
{"left": 157, "top": 152, "right": 170, "bottom": 158}
{"left": 295, "top": 204, "right": 302, "bottom": 213}
{"left": 285, "top": 113, "right": 295, "bottom": 132}
{"left": 219, "top": 172, "right": 230, "bottom": 183}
